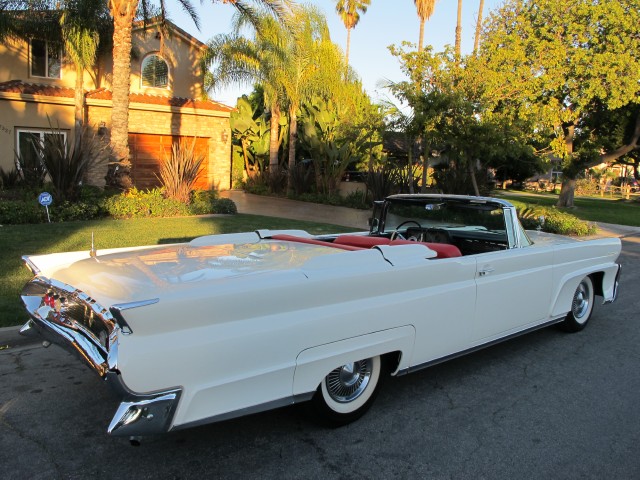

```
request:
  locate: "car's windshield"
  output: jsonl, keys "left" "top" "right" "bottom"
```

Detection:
{"left": 383, "top": 200, "right": 507, "bottom": 236}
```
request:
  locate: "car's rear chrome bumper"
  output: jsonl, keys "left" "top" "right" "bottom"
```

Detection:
{"left": 20, "top": 277, "right": 181, "bottom": 436}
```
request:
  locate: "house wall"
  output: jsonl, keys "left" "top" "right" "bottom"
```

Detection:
{"left": 0, "top": 36, "right": 98, "bottom": 90}
{"left": 87, "top": 101, "right": 231, "bottom": 190}
{"left": 0, "top": 94, "right": 75, "bottom": 173}
{"left": 0, "top": 21, "right": 232, "bottom": 190}
{"left": 127, "top": 27, "right": 206, "bottom": 99}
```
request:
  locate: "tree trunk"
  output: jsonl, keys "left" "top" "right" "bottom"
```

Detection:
{"left": 468, "top": 160, "right": 480, "bottom": 196}
{"left": 110, "top": 1, "right": 138, "bottom": 189}
{"left": 418, "top": 19, "right": 425, "bottom": 52}
{"left": 111, "top": 0, "right": 138, "bottom": 165}
{"left": 556, "top": 123, "right": 576, "bottom": 207}
{"left": 558, "top": 112, "right": 640, "bottom": 206}
{"left": 345, "top": 26, "right": 351, "bottom": 68}
{"left": 473, "top": 0, "right": 485, "bottom": 55}
{"left": 287, "top": 106, "right": 298, "bottom": 194}
{"left": 73, "top": 62, "right": 84, "bottom": 154}
{"left": 455, "top": 0, "right": 463, "bottom": 60}
{"left": 269, "top": 103, "right": 281, "bottom": 173}
{"left": 557, "top": 178, "right": 576, "bottom": 207}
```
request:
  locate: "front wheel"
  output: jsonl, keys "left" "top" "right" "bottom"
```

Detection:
{"left": 560, "top": 276, "right": 595, "bottom": 332}
{"left": 311, "top": 356, "right": 382, "bottom": 427}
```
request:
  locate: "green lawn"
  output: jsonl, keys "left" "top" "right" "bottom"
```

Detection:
{"left": 498, "top": 191, "right": 640, "bottom": 227}
{"left": 0, "top": 214, "right": 356, "bottom": 328}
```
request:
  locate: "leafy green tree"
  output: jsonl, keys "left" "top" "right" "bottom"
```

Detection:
{"left": 333, "top": 0, "right": 370, "bottom": 68}
{"left": 479, "top": 0, "right": 640, "bottom": 206}
{"left": 388, "top": 43, "right": 537, "bottom": 195}
{"left": 229, "top": 95, "right": 271, "bottom": 178}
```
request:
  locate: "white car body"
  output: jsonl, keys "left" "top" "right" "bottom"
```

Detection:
{"left": 19, "top": 195, "right": 621, "bottom": 437}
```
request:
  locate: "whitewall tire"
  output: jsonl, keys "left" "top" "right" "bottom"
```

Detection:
{"left": 311, "top": 356, "right": 383, "bottom": 426}
{"left": 560, "top": 276, "right": 595, "bottom": 332}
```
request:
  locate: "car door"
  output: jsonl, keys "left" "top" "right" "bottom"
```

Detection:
{"left": 473, "top": 245, "right": 554, "bottom": 344}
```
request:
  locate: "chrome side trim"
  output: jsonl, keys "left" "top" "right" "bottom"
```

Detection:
{"left": 171, "top": 392, "right": 316, "bottom": 432}
{"left": 21, "top": 255, "right": 40, "bottom": 275}
{"left": 397, "top": 318, "right": 563, "bottom": 376}
{"left": 109, "top": 299, "right": 158, "bottom": 335}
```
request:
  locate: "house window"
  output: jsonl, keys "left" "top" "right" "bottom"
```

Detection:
{"left": 141, "top": 54, "right": 169, "bottom": 88}
{"left": 31, "top": 39, "right": 62, "bottom": 79}
{"left": 16, "top": 129, "right": 67, "bottom": 171}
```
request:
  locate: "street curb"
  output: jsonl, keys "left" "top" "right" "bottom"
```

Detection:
{"left": 0, "top": 324, "right": 37, "bottom": 349}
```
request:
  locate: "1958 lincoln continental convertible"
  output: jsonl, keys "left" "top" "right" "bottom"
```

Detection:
{"left": 20, "top": 194, "right": 621, "bottom": 438}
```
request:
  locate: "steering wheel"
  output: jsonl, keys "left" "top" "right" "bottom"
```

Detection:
{"left": 390, "top": 220, "right": 422, "bottom": 241}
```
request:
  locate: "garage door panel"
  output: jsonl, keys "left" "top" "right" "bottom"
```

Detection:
{"left": 129, "top": 134, "right": 209, "bottom": 190}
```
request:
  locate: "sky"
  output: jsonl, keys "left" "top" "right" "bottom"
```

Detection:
{"left": 168, "top": 0, "right": 505, "bottom": 107}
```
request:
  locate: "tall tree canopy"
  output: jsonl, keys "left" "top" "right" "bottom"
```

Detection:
{"left": 478, "top": 0, "right": 640, "bottom": 206}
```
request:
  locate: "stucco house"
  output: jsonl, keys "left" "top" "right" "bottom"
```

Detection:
{"left": 0, "top": 17, "right": 233, "bottom": 190}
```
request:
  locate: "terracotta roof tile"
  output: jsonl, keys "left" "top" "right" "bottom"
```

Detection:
{"left": 0, "top": 80, "right": 75, "bottom": 98}
{"left": 87, "top": 88, "right": 233, "bottom": 112}
{"left": 0, "top": 81, "right": 233, "bottom": 112}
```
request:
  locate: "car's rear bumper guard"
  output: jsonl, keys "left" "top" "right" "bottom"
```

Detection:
{"left": 20, "top": 278, "right": 181, "bottom": 436}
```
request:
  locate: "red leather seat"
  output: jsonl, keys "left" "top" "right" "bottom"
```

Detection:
{"left": 389, "top": 240, "right": 462, "bottom": 258}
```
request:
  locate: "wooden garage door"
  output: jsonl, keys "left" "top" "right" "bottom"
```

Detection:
{"left": 129, "top": 134, "right": 209, "bottom": 190}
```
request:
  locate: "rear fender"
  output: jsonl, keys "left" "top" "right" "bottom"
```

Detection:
{"left": 292, "top": 325, "right": 415, "bottom": 396}
{"left": 550, "top": 264, "right": 620, "bottom": 318}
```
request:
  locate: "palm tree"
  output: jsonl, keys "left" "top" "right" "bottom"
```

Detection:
{"left": 413, "top": 0, "right": 437, "bottom": 52}
{"left": 278, "top": 5, "right": 344, "bottom": 190}
{"left": 333, "top": 0, "right": 370, "bottom": 68}
{"left": 60, "top": 0, "right": 109, "bottom": 152}
{"left": 204, "top": 5, "right": 344, "bottom": 187}
{"left": 203, "top": 18, "right": 285, "bottom": 173}
{"left": 473, "top": 0, "right": 484, "bottom": 55}
{"left": 107, "top": 0, "right": 292, "bottom": 188}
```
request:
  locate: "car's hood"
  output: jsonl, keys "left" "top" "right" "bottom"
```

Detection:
{"left": 29, "top": 240, "right": 343, "bottom": 305}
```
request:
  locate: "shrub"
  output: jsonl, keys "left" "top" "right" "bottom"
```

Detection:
{"left": 36, "top": 123, "right": 112, "bottom": 201}
{"left": 0, "top": 199, "right": 45, "bottom": 224}
{"left": 0, "top": 167, "right": 21, "bottom": 189}
{"left": 188, "top": 190, "right": 237, "bottom": 215}
{"left": 517, "top": 205, "right": 596, "bottom": 236}
{"left": 102, "top": 188, "right": 190, "bottom": 219}
{"left": 159, "top": 140, "right": 204, "bottom": 203}
{"left": 52, "top": 201, "right": 104, "bottom": 222}
{"left": 575, "top": 179, "right": 599, "bottom": 196}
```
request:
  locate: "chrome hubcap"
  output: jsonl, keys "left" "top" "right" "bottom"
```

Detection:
{"left": 326, "top": 359, "right": 373, "bottom": 403}
{"left": 572, "top": 281, "right": 591, "bottom": 320}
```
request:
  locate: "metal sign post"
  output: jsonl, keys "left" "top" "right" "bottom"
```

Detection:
{"left": 38, "top": 192, "right": 52, "bottom": 223}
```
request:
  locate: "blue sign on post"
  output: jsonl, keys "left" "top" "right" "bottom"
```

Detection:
{"left": 38, "top": 192, "right": 52, "bottom": 222}
{"left": 38, "top": 192, "right": 52, "bottom": 206}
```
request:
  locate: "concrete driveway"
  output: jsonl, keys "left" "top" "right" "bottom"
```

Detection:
{"left": 1, "top": 229, "right": 639, "bottom": 479}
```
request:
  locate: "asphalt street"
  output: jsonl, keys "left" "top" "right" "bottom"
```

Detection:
{"left": 1, "top": 233, "right": 639, "bottom": 479}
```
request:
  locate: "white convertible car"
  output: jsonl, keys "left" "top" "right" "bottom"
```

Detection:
{"left": 20, "top": 195, "right": 621, "bottom": 439}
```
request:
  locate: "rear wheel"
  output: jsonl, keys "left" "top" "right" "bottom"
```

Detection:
{"left": 311, "top": 356, "right": 382, "bottom": 427}
{"left": 560, "top": 276, "right": 594, "bottom": 332}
